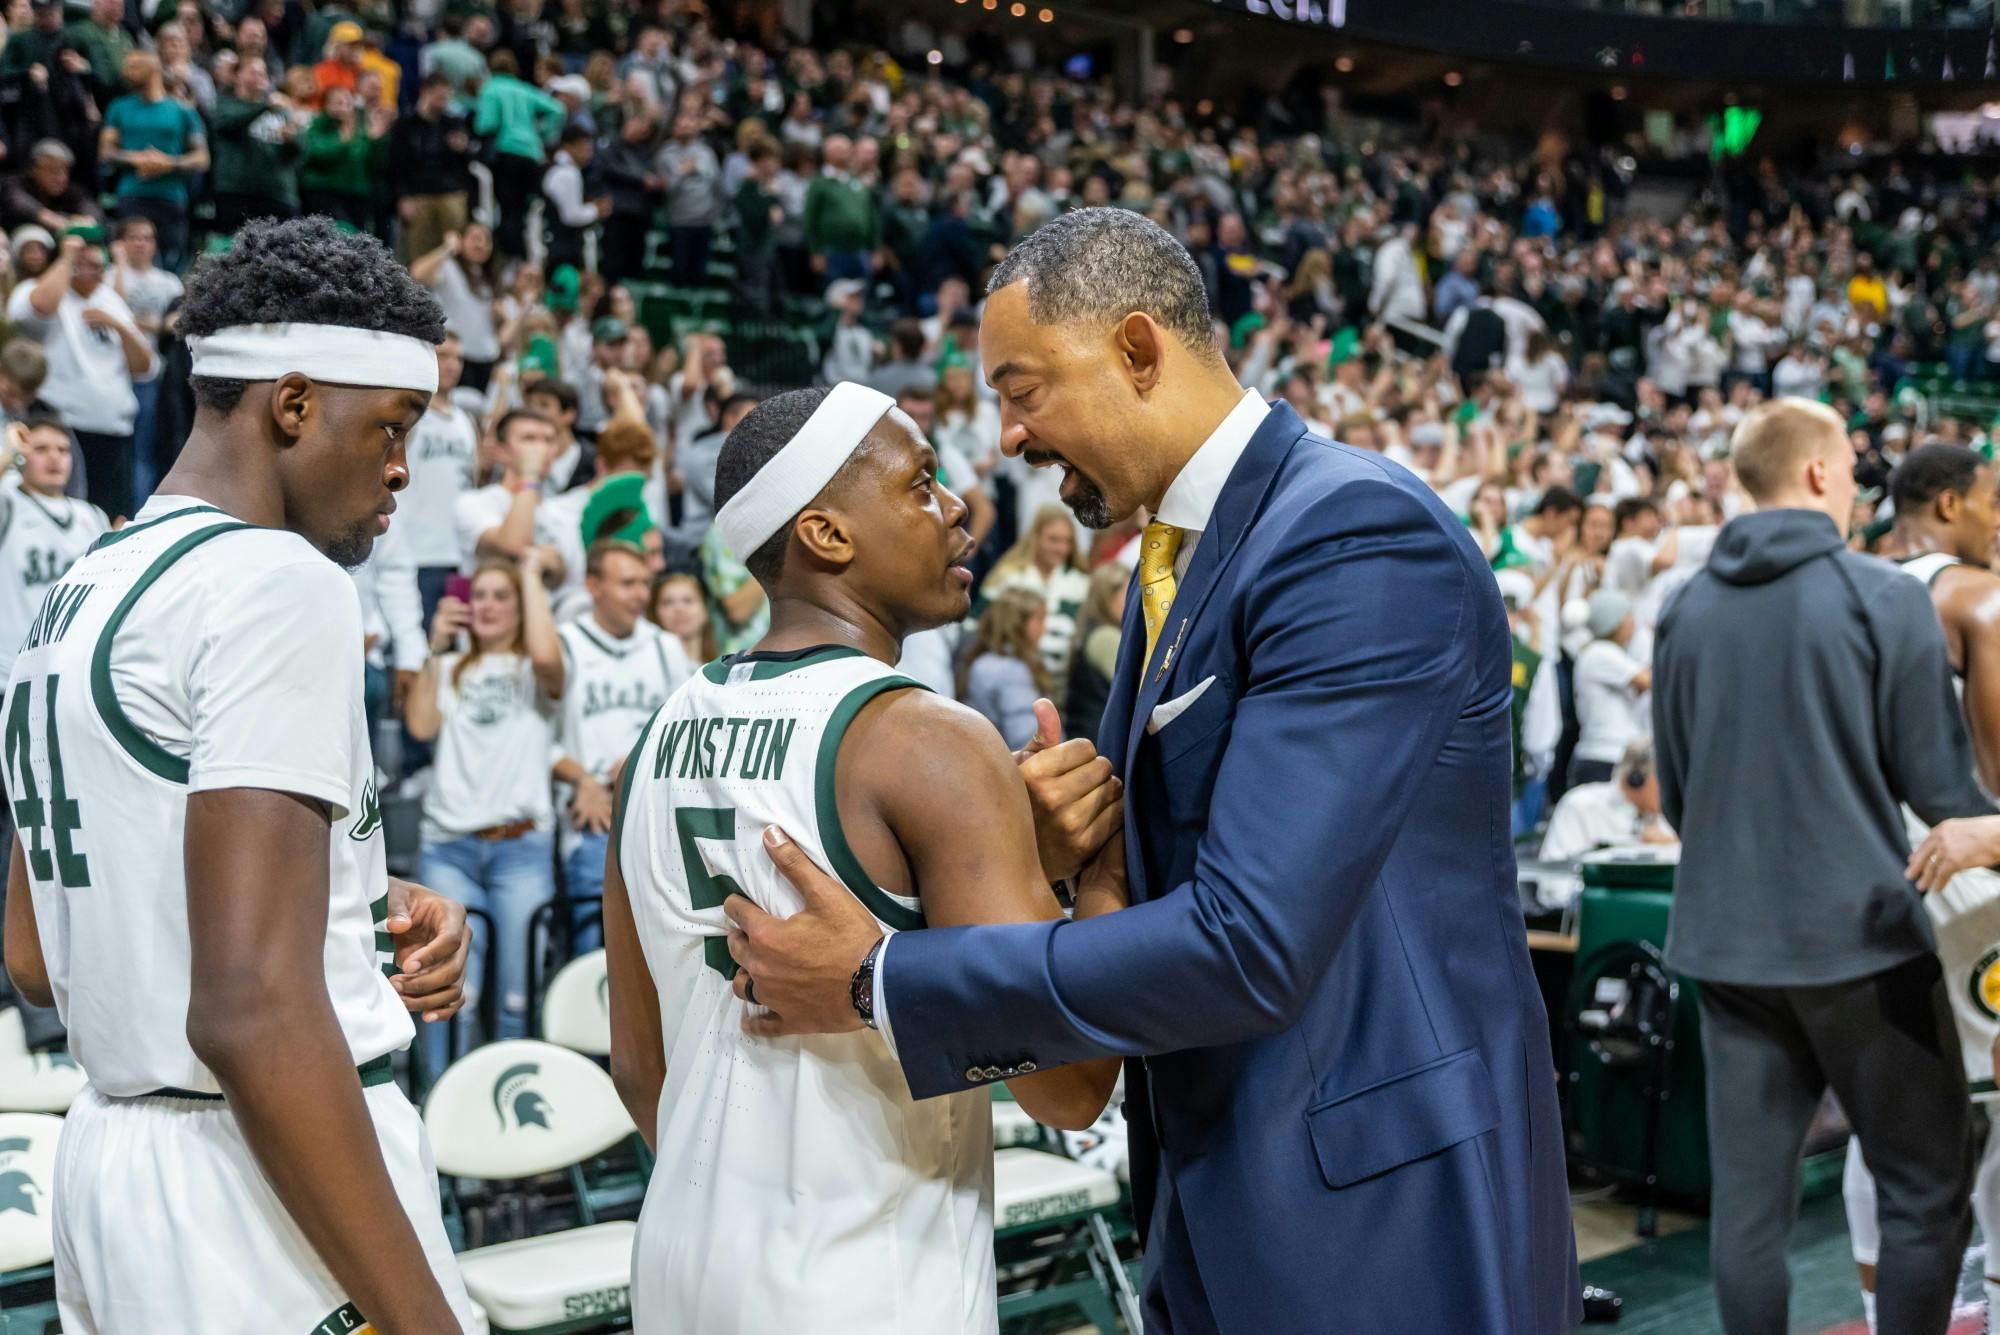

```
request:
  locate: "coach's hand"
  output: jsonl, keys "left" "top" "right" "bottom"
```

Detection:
{"left": 726, "top": 826, "right": 880, "bottom": 1038}
{"left": 1014, "top": 699, "right": 1123, "bottom": 882}
{"left": 384, "top": 877, "right": 472, "bottom": 1023}
{"left": 1907, "top": 815, "right": 2000, "bottom": 892}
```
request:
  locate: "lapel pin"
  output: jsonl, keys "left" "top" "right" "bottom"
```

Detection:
{"left": 1156, "top": 618, "right": 1188, "bottom": 682}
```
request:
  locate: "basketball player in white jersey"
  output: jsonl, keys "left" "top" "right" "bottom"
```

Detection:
{"left": 552, "top": 537, "right": 690, "bottom": 933}
{"left": 0, "top": 412, "right": 108, "bottom": 689}
{"left": 1847, "top": 442, "right": 2000, "bottom": 1331}
{"left": 0, "top": 217, "right": 477, "bottom": 1334}
{"left": 603, "top": 383, "right": 1125, "bottom": 1334}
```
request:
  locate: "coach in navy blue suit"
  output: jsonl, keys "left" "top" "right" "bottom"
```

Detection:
{"left": 725, "top": 209, "right": 1580, "bottom": 1333}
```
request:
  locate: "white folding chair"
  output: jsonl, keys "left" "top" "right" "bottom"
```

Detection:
{"left": 994, "top": 1147, "right": 1141, "bottom": 1335}
{"left": 0, "top": 1112, "right": 61, "bottom": 1333}
{"left": 0, "top": 1010, "right": 85, "bottom": 1114}
{"left": 423, "top": 1040, "right": 640, "bottom": 1334}
{"left": 538, "top": 951, "right": 610, "bottom": 1058}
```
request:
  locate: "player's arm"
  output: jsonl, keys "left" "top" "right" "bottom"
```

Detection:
{"left": 1954, "top": 577, "right": 2000, "bottom": 796}
{"left": 604, "top": 818, "right": 665, "bottom": 1150}
{"left": 2, "top": 834, "right": 52, "bottom": 1008}
{"left": 181, "top": 557, "right": 458, "bottom": 1332}
{"left": 849, "top": 692, "right": 1122, "bottom": 1130}
{"left": 185, "top": 790, "right": 460, "bottom": 1334}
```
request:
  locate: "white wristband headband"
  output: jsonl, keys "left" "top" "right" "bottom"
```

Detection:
{"left": 713, "top": 381, "right": 895, "bottom": 558}
{"left": 187, "top": 322, "right": 441, "bottom": 396}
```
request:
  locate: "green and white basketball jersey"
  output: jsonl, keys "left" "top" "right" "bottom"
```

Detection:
{"left": 0, "top": 485, "right": 108, "bottom": 686}
{"left": 616, "top": 644, "right": 996, "bottom": 1335}
{"left": 1897, "top": 552, "right": 2000, "bottom": 1100}
{"left": 4, "top": 497, "right": 410, "bottom": 1097}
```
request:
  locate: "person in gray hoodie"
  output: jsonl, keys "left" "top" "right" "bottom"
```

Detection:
{"left": 1653, "top": 397, "right": 1996, "bottom": 1335}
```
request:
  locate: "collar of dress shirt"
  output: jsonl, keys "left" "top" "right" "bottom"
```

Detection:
{"left": 1153, "top": 387, "right": 1269, "bottom": 535}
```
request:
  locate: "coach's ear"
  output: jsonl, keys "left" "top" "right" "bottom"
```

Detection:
{"left": 268, "top": 372, "right": 315, "bottom": 443}
{"left": 793, "top": 506, "right": 857, "bottom": 572}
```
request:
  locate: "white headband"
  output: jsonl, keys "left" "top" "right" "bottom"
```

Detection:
{"left": 186, "top": 322, "right": 440, "bottom": 395}
{"left": 714, "top": 381, "right": 894, "bottom": 558}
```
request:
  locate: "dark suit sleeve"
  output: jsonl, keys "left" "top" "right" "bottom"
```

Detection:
{"left": 1652, "top": 594, "right": 1686, "bottom": 833}
{"left": 882, "top": 481, "right": 1479, "bottom": 1098}
{"left": 1873, "top": 574, "right": 1996, "bottom": 824}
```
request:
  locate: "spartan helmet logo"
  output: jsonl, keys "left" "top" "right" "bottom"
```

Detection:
{"left": 349, "top": 780, "right": 383, "bottom": 842}
{"left": 0, "top": 1138, "right": 40, "bottom": 1217}
{"left": 491, "top": 1062, "right": 553, "bottom": 1131}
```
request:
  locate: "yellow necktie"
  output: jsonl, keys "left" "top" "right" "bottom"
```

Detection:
{"left": 1138, "top": 520, "right": 1185, "bottom": 660}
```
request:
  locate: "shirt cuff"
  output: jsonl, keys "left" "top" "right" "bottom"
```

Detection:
{"left": 872, "top": 932, "right": 897, "bottom": 1060}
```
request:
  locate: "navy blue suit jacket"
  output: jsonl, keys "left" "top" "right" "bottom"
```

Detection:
{"left": 886, "top": 403, "right": 1579, "bottom": 1333}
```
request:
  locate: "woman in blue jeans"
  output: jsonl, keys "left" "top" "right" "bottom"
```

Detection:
{"left": 404, "top": 548, "right": 564, "bottom": 1074}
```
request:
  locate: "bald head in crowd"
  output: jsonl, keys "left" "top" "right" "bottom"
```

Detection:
{"left": 1728, "top": 398, "right": 1858, "bottom": 530}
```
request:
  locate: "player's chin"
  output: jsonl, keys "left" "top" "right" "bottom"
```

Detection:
{"left": 323, "top": 521, "right": 379, "bottom": 571}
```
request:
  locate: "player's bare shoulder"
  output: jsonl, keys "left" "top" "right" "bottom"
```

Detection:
{"left": 840, "top": 684, "right": 1022, "bottom": 801}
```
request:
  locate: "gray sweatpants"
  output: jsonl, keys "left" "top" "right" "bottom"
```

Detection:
{"left": 1699, "top": 955, "right": 1975, "bottom": 1335}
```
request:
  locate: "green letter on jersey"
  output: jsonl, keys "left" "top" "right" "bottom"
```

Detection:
{"left": 5, "top": 674, "right": 89, "bottom": 888}
{"left": 675, "top": 805, "right": 743, "bottom": 979}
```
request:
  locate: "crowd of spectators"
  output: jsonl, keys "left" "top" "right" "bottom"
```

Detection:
{"left": 7, "top": 0, "right": 2000, "bottom": 1034}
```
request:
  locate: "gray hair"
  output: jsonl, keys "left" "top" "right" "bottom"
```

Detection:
{"left": 29, "top": 139, "right": 73, "bottom": 166}
{"left": 988, "top": 207, "right": 1219, "bottom": 361}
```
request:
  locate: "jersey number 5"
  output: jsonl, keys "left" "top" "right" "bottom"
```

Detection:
{"left": 4, "top": 674, "right": 88, "bottom": 888}
{"left": 676, "top": 806, "right": 742, "bottom": 980}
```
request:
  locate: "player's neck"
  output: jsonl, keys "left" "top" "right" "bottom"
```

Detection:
{"left": 756, "top": 593, "right": 900, "bottom": 669}
{"left": 156, "top": 431, "right": 287, "bottom": 529}
{"left": 1880, "top": 523, "right": 1954, "bottom": 561}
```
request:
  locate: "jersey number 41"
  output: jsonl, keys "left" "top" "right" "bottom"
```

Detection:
{"left": 5, "top": 674, "right": 89, "bottom": 888}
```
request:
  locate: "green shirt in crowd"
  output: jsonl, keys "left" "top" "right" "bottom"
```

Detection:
{"left": 62, "top": 17, "right": 131, "bottom": 97}
{"left": 298, "top": 115, "right": 387, "bottom": 201}
{"left": 103, "top": 93, "right": 206, "bottom": 205}
{"left": 473, "top": 73, "right": 564, "bottom": 162}
{"left": 208, "top": 95, "right": 302, "bottom": 211}
{"left": 802, "top": 171, "right": 879, "bottom": 255}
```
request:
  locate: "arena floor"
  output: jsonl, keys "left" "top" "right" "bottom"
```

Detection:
{"left": 1576, "top": 1192, "right": 1989, "bottom": 1334}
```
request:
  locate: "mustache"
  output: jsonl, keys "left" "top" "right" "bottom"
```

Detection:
{"left": 1022, "top": 449, "right": 1069, "bottom": 470}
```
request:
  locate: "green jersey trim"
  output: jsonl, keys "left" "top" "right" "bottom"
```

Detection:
{"left": 90, "top": 521, "right": 257, "bottom": 783}
{"left": 699, "top": 643, "right": 873, "bottom": 685}
{"left": 814, "top": 675, "right": 928, "bottom": 932}
{"left": 88, "top": 504, "right": 231, "bottom": 552}
{"left": 609, "top": 710, "right": 657, "bottom": 873}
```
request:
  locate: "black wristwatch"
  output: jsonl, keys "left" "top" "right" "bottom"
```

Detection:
{"left": 850, "top": 936, "right": 886, "bottom": 1031}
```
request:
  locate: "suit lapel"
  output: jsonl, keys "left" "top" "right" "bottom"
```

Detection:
{"left": 1121, "top": 401, "right": 1308, "bottom": 780}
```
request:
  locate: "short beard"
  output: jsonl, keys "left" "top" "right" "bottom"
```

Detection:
{"left": 1064, "top": 474, "right": 1115, "bottom": 530}
{"left": 324, "top": 521, "right": 378, "bottom": 570}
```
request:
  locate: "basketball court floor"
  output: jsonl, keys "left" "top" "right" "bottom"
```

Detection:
{"left": 1575, "top": 1191, "right": 1989, "bottom": 1334}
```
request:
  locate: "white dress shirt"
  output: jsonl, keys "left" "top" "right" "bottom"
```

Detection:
{"left": 875, "top": 386, "right": 1273, "bottom": 1057}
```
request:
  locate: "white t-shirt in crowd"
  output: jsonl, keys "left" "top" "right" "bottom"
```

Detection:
{"left": 1573, "top": 638, "right": 1648, "bottom": 765}
{"left": 1539, "top": 781, "right": 1673, "bottom": 863}
{"left": 1605, "top": 535, "right": 1659, "bottom": 597}
{"left": 421, "top": 651, "right": 556, "bottom": 841}
{"left": 452, "top": 483, "right": 586, "bottom": 594}
{"left": 429, "top": 257, "right": 501, "bottom": 363}
{"left": 113, "top": 263, "right": 183, "bottom": 331}
{"left": 6, "top": 282, "right": 157, "bottom": 435}
{"left": 402, "top": 403, "right": 480, "bottom": 569}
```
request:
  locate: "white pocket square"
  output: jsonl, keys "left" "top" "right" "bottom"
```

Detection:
{"left": 1148, "top": 675, "right": 1217, "bottom": 735}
